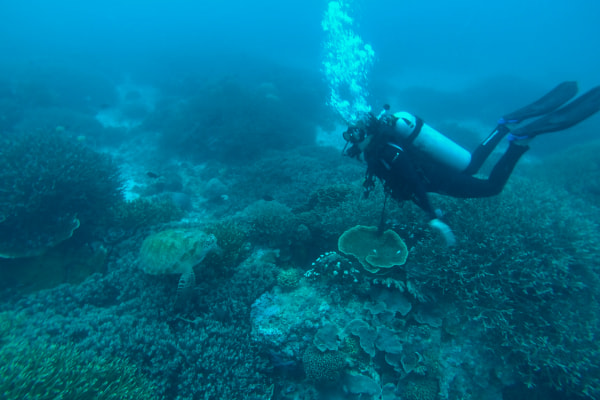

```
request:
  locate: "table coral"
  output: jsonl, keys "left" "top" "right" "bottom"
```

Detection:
{"left": 338, "top": 225, "right": 408, "bottom": 273}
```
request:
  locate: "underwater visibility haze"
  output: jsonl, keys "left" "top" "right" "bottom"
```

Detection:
{"left": 1, "top": 0, "right": 600, "bottom": 399}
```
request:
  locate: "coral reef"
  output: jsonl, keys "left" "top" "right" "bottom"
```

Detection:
{"left": 338, "top": 225, "right": 409, "bottom": 273}
{"left": 110, "top": 196, "right": 185, "bottom": 239}
{"left": 249, "top": 169, "right": 600, "bottom": 399}
{"left": 527, "top": 140, "right": 600, "bottom": 207}
{"left": 0, "top": 312, "right": 156, "bottom": 399}
{"left": 1, "top": 73, "right": 599, "bottom": 400}
{"left": 400, "top": 377, "right": 440, "bottom": 400}
{"left": 277, "top": 267, "right": 303, "bottom": 290}
{"left": 404, "top": 175, "right": 600, "bottom": 397}
{"left": 238, "top": 200, "right": 302, "bottom": 254}
{"left": 0, "top": 132, "right": 122, "bottom": 258}
{"left": 307, "top": 183, "right": 355, "bottom": 210}
{"left": 202, "top": 219, "right": 249, "bottom": 271}
{"left": 302, "top": 345, "right": 346, "bottom": 384}
{"left": 1, "top": 242, "right": 277, "bottom": 399}
{"left": 0, "top": 244, "right": 108, "bottom": 292}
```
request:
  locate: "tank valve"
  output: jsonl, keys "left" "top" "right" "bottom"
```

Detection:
{"left": 376, "top": 104, "right": 391, "bottom": 120}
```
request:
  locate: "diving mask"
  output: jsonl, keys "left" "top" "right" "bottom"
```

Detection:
{"left": 343, "top": 126, "right": 366, "bottom": 144}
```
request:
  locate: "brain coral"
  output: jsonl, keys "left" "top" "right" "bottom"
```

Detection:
{"left": 338, "top": 225, "right": 408, "bottom": 273}
{"left": 276, "top": 268, "right": 303, "bottom": 290}
{"left": 302, "top": 346, "right": 346, "bottom": 384}
{"left": 139, "top": 228, "right": 217, "bottom": 275}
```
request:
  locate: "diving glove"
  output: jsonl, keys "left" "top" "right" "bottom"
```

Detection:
{"left": 429, "top": 218, "right": 456, "bottom": 247}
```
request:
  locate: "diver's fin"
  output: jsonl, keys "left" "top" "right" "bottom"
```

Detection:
{"left": 511, "top": 86, "right": 600, "bottom": 137}
{"left": 502, "top": 81, "right": 578, "bottom": 123}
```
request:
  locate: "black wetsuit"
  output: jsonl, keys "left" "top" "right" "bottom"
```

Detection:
{"left": 362, "top": 119, "right": 529, "bottom": 219}
{"left": 357, "top": 82, "right": 600, "bottom": 221}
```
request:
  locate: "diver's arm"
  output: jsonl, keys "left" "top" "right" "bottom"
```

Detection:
{"left": 377, "top": 141, "right": 456, "bottom": 246}
{"left": 411, "top": 176, "right": 456, "bottom": 246}
{"left": 410, "top": 185, "right": 437, "bottom": 221}
{"left": 382, "top": 143, "right": 436, "bottom": 220}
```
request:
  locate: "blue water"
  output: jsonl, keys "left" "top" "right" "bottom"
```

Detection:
{"left": 1, "top": 1, "right": 599, "bottom": 399}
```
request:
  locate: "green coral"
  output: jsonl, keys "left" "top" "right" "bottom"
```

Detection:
{"left": 338, "top": 225, "right": 408, "bottom": 273}
{"left": 302, "top": 346, "right": 346, "bottom": 384}
{"left": 0, "top": 337, "right": 156, "bottom": 399}
{"left": 0, "top": 311, "right": 155, "bottom": 399}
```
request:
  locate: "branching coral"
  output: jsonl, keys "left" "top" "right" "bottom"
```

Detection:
{"left": 0, "top": 311, "right": 156, "bottom": 399}
{"left": 111, "top": 196, "right": 185, "bottom": 237}
{"left": 240, "top": 200, "right": 298, "bottom": 248}
{"left": 203, "top": 219, "right": 248, "bottom": 270}
{"left": 403, "top": 175, "right": 600, "bottom": 396}
{"left": 0, "top": 338, "right": 156, "bottom": 399}
{"left": 526, "top": 140, "right": 600, "bottom": 207}
{"left": 0, "top": 132, "right": 122, "bottom": 257}
{"left": 307, "top": 183, "right": 355, "bottom": 210}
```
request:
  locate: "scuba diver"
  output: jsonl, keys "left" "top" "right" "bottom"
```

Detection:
{"left": 342, "top": 81, "right": 600, "bottom": 246}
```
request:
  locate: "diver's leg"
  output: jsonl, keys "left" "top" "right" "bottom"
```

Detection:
{"left": 510, "top": 86, "right": 600, "bottom": 138}
{"left": 464, "top": 124, "right": 510, "bottom": 175}
{"left": 485, "top": 142, "right": 530, "bottom": 192}
{"left": 439, "top": 143, "right": 529, "bottom": 198}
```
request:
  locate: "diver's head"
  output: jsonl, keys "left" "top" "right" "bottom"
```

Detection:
{"left": 342, "top": 114, "right": 377, "bottom": 158}
{"left": 343, "top": 125, "right": 367, "bottom": 144}
{"left": 343, "top": 113, "right": 377, "bottom": 143}
{"left": 342, "top": 125, "right": 367, "bottom": 159}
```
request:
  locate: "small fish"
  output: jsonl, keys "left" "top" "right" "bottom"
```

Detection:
{"left": 146, "top": 171, "right": 160, "bottom": 179}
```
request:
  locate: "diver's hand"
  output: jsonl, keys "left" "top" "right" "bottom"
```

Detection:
{"left": 429, "top": 218, "right": 456, "bottom": 247}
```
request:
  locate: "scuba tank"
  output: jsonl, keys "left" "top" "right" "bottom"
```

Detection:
{"left": 392, "top": 111, "right": 472, "bottom": 172}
